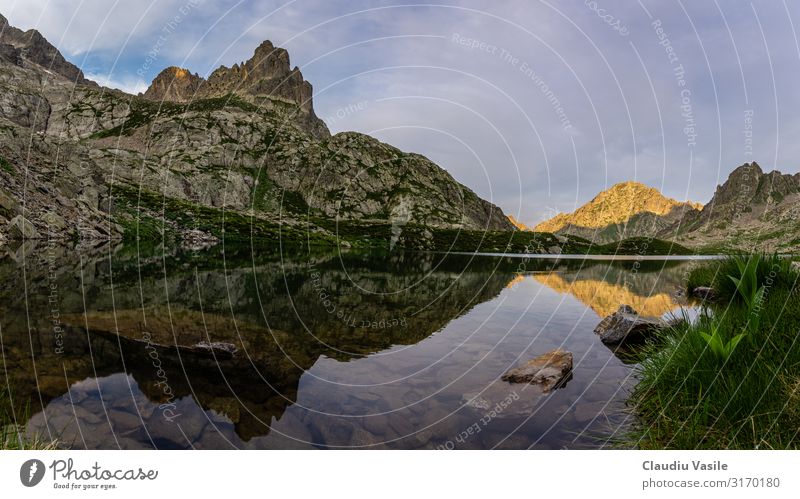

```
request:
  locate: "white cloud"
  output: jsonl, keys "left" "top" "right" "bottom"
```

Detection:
{"left": 84, "top": 72, "right": 149, "bottom": 95}
{"left": 0, "top": 0, "right": 211, "bottom": 56}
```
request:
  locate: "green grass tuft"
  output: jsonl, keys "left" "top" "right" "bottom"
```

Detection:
{"left": 631, "top": 254, "right": 800, "bottom": 449}
{"left": 598, "top": 237, "right": 693, "bottom": 255}
{"left": 0, "top": 155, "right": 13, "bottom": 174}
{"left": 1, "top": 388, "right": 57, "bottom": 450}
{"left": 686, "top": 253, "right": 795, "bottom": 301}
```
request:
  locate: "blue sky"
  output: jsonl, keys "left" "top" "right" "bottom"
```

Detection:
{"left": 1, "top": 0, "right": 798, "bottom": 225}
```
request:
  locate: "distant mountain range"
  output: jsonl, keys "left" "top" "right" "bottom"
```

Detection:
{"left": 531, "top": 162, "right": 800, "bottom": 252}
{"left": 0, "top": 13, "right": 512, "bottom": 247}
{"left": 507, "top": 214, "right": 533, "bottom": 231}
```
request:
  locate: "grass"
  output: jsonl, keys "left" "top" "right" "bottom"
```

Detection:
{"left": 686, "top": 253, "right": 796, "bottom": 300}
{"left": 1, "top": 388, "right": 57, "bottom": 450}
{"left": 111, "top": 183, "right": 334, "bottom": 246}
{"left": 90, "top": 93, "right": 257, "bottom": 139}
{"left": 0, "top": 155, "right": 13, "bottom": 174}
{"left": 110, "top": 180, "right": 700, "bottom": 256}
{"left": 597, "top": 237, "right": 693, "bottom": 256}
{"left": 631, "top": 253, "right": 800, "bottom": 449}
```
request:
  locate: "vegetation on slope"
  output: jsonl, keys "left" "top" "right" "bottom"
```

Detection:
{"left": 111, "top": 184, "right": 335, "bottom": 247}
{"left": 110, "top": 187, "right": 697, "bottom": 256}
{"left": 597, "top": 237, "right": 693, "bottom": 255}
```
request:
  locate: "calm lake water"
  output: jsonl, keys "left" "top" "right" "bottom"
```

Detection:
{"left": 0, "top": 242, "right": 704, "bottom": 449}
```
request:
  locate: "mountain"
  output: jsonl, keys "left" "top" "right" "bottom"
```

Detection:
{"left": 535, "top": 181, "right": 702, "bottom": 243}
{"left": 0, "top": 14, "right": 94, "bottom": 84}
{"left": 142, "top": 40, "right": 327, "bottom": 139}
{"left": 534, "top": 164, "right": 800, "bottom": 252}
{"left": 507, "top": 214, "right": 532, "bottom": 231}
{"left": 0, "top": 15, "right": 513, "bottom": 247}
{"left": 675, "top": 162, "right": 800, "bottom": 251}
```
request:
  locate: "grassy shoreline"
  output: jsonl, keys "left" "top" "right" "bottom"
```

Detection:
{"left": 629, "top": 254, "right": 800, "bottom": 449}
{"left": 109, "top": 184, "right": 699, "bottom": 255}
{"left": 1, "top": 390, "right": 57, "bottom": 450}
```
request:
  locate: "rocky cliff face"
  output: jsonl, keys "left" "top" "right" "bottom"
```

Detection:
{"left": 0, "top": 14, "right": 94, "bottom": 84}
{"left": 675, "top": 162, "right": 800, "bottom": 251}
{"left": 535, "top": 181, "right": 701, "bottom": 243}
{"left": 534, "top": 164, "right": 800, "bottom": 251}
{"left": 507, "top": 214, "right": 532, "bottom": 231}
{"left": 0, "top": 15, "right": 513, "bottom": 246}
{"left": 143, "top": 40, "right": 328, "bottom": 139}
{"left": 142, "top": 66, "right": 204, "bottom": 103}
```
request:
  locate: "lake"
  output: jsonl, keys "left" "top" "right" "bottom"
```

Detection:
{"left": 0, "top": 242, "right": 705, "bottom": 449}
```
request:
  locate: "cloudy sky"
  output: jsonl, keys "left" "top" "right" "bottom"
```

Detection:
{"left": 1, "top": 0, "right": 797, "bottom": 225}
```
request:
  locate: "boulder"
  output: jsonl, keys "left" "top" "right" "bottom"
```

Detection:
{"left": 6, "top": 215, "right": 38, "bottom": 240}
{"left": 690, "top": 286, "right": 718, "bottom": 302}
{"left": 501, "top": 348, "right": 573, "bottom": 391}
{"left": 593, "top": 305, "right": 664, "bottom": 344}
{"left": 180, "top": 229, "right": 219, "bottom": 251}
{"left": 0, "top": 188, "right": 18, "bottom": 217}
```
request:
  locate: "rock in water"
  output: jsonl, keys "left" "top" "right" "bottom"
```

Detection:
{"left": 593, "top": 304, "right": 664, "bottom": 344}
{"left": 501, "top": 349, "right": 573, "bottom": 391}
{"left": 190, "top": 341, "right": 238, "bottom": 359}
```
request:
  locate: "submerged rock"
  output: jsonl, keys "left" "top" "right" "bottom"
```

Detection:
{"left": 190, "top": 341, "right": 238, "bottom": 358}
{"left": 593, "top": 304, "right": 664, "bottom": 344}
{"left": 501, "top": 348, "right": 573, "bottom": 391}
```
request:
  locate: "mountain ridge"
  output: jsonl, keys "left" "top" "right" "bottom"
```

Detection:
{"left": 0, "top": 13, "right": 94, "bottom": 85}
{"left": 675, "top": 162, "right": 800, "bottom": 251}
{"left": 142, "top": 40, "right": 328, "bottom": 139}
{"left": 535, "top": 165, "right": 800, "bottom": 251}
{"left": 0, "top": 14, "right": 514, "bottom": 247}
{"left": 534, "top": 181, "right": 702, "bottom": 243}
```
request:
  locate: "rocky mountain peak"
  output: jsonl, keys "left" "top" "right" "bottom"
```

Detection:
{"left": 142, "top": 39, "right": 327, "bottom": 137}
{"left": 142, "top": 66, "right": 204, "bottom": 102}
{"left": 0, "top": 12, "right": 94, "bottom": 84}
{"left": 735, "top": 160, "right": 763, "bottom": 175}
{"left": 535, "top": 181, "right": 701, "bottom": 233}
{"left": 507, "top": 215, "right": 531, "bottom": 231}
{"left": 249, "top": 40, "right": 289, "bottom": 73}
{"left": 704, "top": 161, "right": 800, "bottom": 217}
{"left": 671, "top": 161, "right": 800, "bottom": 251}
{"left": 206, "top": 39, "right": 312, "bottom": 112}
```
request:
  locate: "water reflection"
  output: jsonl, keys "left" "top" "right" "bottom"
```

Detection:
{"left": 0, "top": 243, "right": 699, "bottom": 448}
{"left": 532, "top": 264, "right": 691, "bottom": 318}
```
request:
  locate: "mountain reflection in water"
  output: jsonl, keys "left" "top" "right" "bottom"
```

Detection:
{"left": 0, "top": 243, "right": 699, "bottom": 449}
